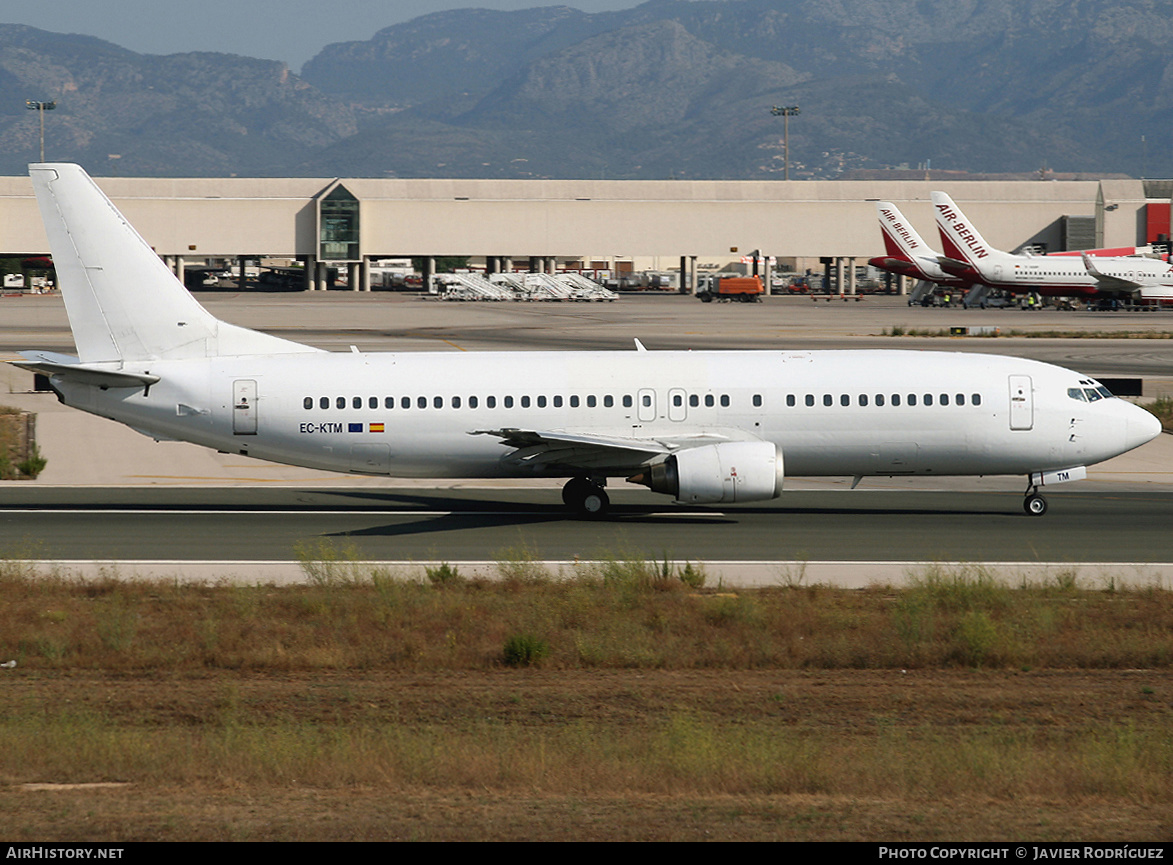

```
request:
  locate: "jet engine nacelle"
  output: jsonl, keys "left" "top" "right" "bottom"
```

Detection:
{"left": 641, "top": 441, "right": 783, "bottom": 504}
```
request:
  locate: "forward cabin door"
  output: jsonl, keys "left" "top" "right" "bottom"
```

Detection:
{"left": 1008, "top": 375, "right": 1033, "bottom": 431}
{"left": 233, "top": 379, "right": 257, "bottom": 435}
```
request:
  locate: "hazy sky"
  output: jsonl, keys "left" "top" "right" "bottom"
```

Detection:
{"left": 0, "top": 0, "right": 645, "bottom": 71}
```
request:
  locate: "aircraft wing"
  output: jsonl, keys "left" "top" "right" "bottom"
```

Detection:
{"left": 470, "top": 427, "right": 746, "bottom": 473}
{"left": 1081, "top": 253, "right": 1142, "bottom": 293}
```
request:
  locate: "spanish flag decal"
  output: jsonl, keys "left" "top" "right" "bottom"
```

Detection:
{"left": 369, "top": 422, "right": 385, "bottom": 433}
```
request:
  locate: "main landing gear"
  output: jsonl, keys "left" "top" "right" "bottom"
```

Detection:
{"left": 1023, "top": 480, "right": 1048, "bottom": 516}
{"left": 562, "top": 477, "right": 610, "bottom": 518}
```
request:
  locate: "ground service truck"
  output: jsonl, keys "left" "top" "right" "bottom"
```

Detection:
{"left": 696, "top": 276, "right": 764, "bottom": 302}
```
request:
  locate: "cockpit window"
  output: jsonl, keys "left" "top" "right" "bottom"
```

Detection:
{"left": 1068, "top": 388, "right": 1087, "bottom": 402}
{"left": 1095, "top": 386, "right": 1114, "bottom": 399}
{"left": 1084, "top": 388, "right": 1103, "bottom": 402}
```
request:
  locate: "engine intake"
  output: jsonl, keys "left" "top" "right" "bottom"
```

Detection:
{"left": 631, "top": 441, "right": 783, "bottom": 504}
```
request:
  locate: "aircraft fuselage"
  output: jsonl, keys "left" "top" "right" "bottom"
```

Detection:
{"left": 59, "top": 349, "right": 1155, "bottom": 483}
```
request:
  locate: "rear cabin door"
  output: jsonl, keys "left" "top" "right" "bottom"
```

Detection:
{"left": 233, "top": 380, "right": 257, "bottom": 435}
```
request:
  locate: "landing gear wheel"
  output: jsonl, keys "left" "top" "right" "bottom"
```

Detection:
{"left": 561, "top": 477, "right": 593, "bottom": 506}
{"left": 580, "top": 487, "right": 610, "bottom": 517}
{"left": 562, "top": 478, "right": 610, "bottom": 518}
{"left": 1024, "top": 494, "right": 1048, "bottom": 516}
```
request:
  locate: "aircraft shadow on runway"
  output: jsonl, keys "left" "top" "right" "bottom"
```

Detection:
{"left": 303, "top": 487, "right": 1026, "bottom": 520}
{"left": 303, "top": 491, "right": 1035, "bottom": 544}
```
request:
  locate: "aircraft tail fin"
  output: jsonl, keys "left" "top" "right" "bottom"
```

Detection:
{"left": 930, "top": 191, "right": 1010, "bottom": 273}
{"left": 28, "top": 163, "right": 317, "bottom": 363}
{"left": 875, "top": 201, "right": 937, "bottom": 260}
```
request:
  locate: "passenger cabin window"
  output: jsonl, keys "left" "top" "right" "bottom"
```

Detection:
{"left": 604, "top": 395, "right": 614, "bottom": 407}
{"left": 487, "top": 396, "right": 497, "bottom": 408}
{"left": 623, "top": 395, "right": 633, "bottom": 408}
{"left": 752, "top": 394, "right": 762, "bottom": 407}
{"left": 720, "top": 395, "right": 730, "bottom": 407}
{"left": 787, "top": 394, "right": 796, "bottom": 407}
{"left": 571, "top": 395, "right": 580, "bottom": 407}
{"left": 417, "top": 397, "right": 427, "bottom": 409}
{"left": 806, "top": 395, "right": 815, "bottom": 407}
{"left": 705, "top": 395, "right": 715, "bottom": 407}
{"left": 303, "top": 397, "right": 312, "bottom": 410}
{"left": 823, "top": 395, "right": 833, "bottom": 407}
{"left": 336, "top": 397, "right": 346, "bottom": 409}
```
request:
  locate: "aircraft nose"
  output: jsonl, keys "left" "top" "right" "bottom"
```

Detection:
{"left": 1124, "top": 403, "right": 1162, "bottom": 452}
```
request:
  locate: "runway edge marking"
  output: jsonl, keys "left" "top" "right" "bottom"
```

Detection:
{"left": 11, "top": 560, "right": 1173, "bottom": 589}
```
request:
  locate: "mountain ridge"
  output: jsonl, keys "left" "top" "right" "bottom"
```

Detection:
{"left": 3, "top": 1, "right": 1170, "bottom": 179}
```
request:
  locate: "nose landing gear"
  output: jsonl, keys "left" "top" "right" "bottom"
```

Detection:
{"left": 1023, "top": 480, "right": 1048, "bottom": 516}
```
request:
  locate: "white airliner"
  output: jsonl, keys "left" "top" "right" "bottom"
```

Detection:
{"left": 932, "top": 191, "right": 1173, "bottom": 301}
{"left": 12, "top": 164, "right": 1163, "bottom": 517}
{"left": 868, "top": 200, "right": 976, "bottom": 289}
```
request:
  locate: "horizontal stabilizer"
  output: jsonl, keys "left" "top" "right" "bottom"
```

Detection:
{"left": 13, "top": 351, "right": 160, "bottom": 389}
{"left": 936, "top": 256, "right": 973, "bottom": 277}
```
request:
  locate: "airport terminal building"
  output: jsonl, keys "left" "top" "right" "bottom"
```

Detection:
{"left": 1, "top": 173, "right": 1169, "bottom": 292}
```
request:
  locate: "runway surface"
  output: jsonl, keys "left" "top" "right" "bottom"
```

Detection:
{"left": 4, "top": 486, "right": 1171, "bottom": 565}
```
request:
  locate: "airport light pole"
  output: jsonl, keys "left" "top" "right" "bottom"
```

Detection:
{"left": 770, "top": 105, "right": 800, "bottom": 180}
{"left": 26, "top": 100, "right": 56, "bottom": 163}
